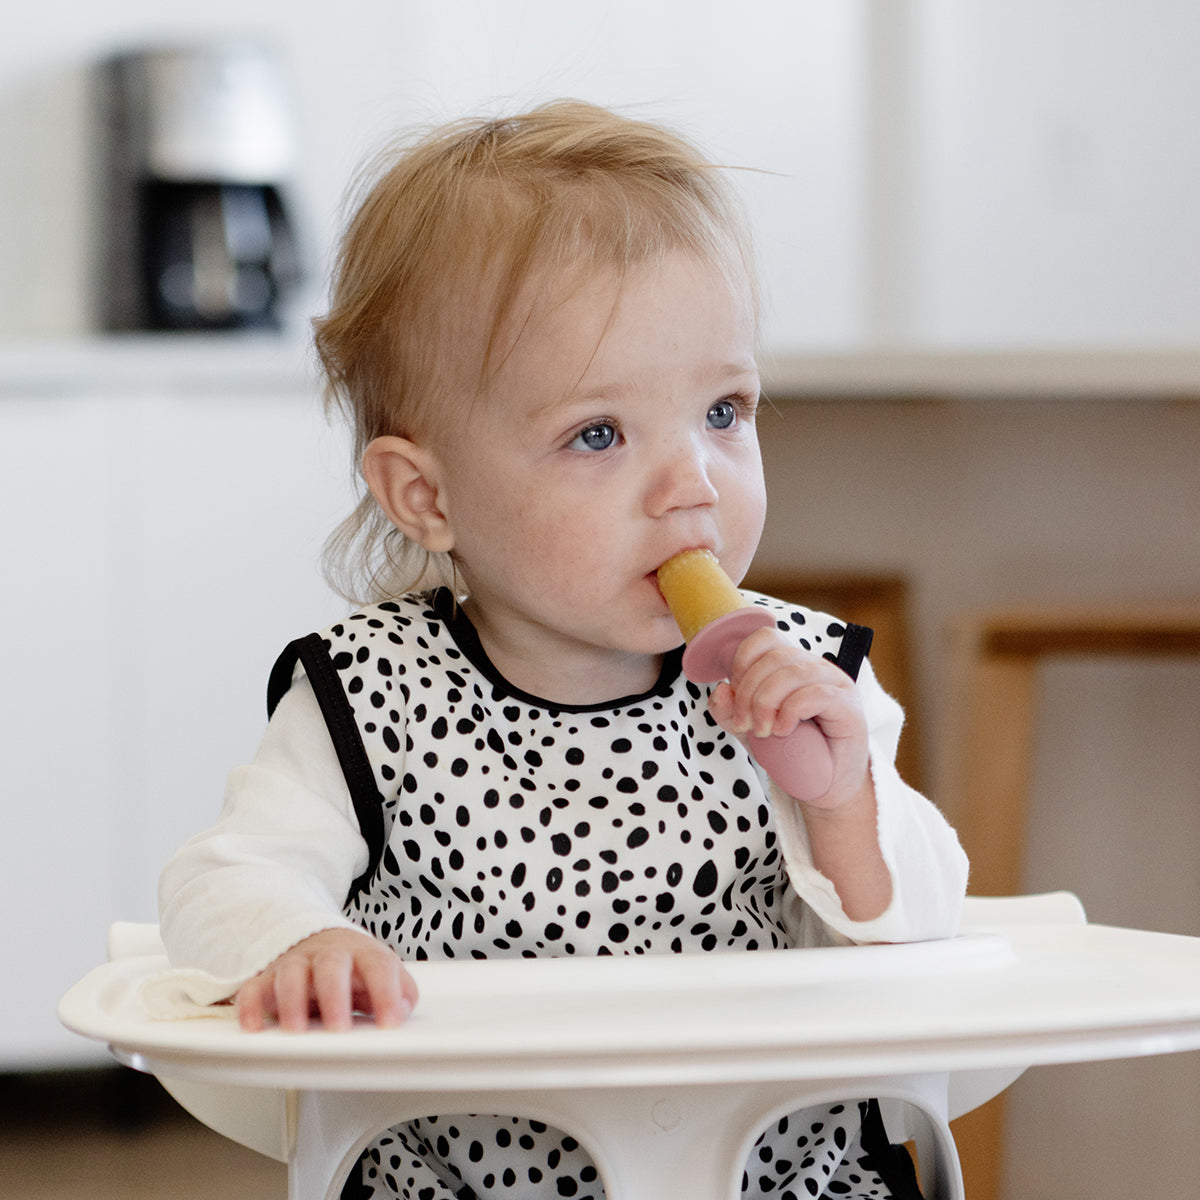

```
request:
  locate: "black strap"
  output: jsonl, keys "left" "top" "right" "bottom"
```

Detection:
{"left": 857, "top": 1097, "right": 927, "bottom": 1198}
{"left": 833, "top": 621, "right": 874, "bottom": 682}
{"left": 268, "top": 634, "right": 385, "bottom": 905}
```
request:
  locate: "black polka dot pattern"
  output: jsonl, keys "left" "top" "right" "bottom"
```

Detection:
{"left": 292, "top": 591, "right": 907, "bottom": 1199}
{"left": 320, "top": 591, "right": 855, "bottom": 965}
{"left": 354, "top": 1114, "right": 605, "bottom": 1199}
{"left": 347, "top": 1104, "right": 905, "bottom": 1199}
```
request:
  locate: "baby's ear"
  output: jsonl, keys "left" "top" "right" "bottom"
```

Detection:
{"left": 362, "top": 436, "right": 454, "bottom": 553}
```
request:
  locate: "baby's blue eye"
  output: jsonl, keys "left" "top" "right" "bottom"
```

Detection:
{"left": 570, "top": 423, "right": 617, "bottom": 452}
{"left": 707, "top": 400, "right": 737, "bottom": 430}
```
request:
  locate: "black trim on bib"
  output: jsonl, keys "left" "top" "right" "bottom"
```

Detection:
{"left": 857, "top": 1098, "right": 927, "bottom": 1198}
{"left": 833, "top": 622, "right": 874, "bottom": 681}
{"left": 268, "top": 634, "right": 385, "bottom": 907}
{"left": 430, "top": 587, "right": 686, "bottom": 709}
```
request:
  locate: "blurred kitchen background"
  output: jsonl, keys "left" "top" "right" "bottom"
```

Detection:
{"left": 2, "top": 2, "right": 1198, "bottom": 1198}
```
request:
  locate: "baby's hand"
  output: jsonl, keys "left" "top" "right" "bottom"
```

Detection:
{"left": 709, "top": 626, "right": 891, "bottom": 920}
{"left": 706, "top": 625, "right": 871, "bottom": 809}
{"left": 236, "top": 927, "right": 418, "bottom": 1033}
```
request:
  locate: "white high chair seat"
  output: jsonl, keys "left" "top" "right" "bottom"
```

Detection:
{"left": 60, "top": 893, "right": 1200, "bottom": 1200}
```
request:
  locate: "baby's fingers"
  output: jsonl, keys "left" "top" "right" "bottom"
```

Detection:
{"left": 274, "top": 952, "right": 320, "bottom": 1032}
{"left": 355, "top": 948, "right": 418, "bottom": 1029}
{"left": 311, "top": 945, "right": 356, "bottom": 1031}
{"left": 728, "top": 659, "right": 825, "bottom": 737}
{"left": 751, "top": 672, "right": 841, "bottom": 738}
{"left": 235, "top": 961, "right": 309, "bottom": 1032}
{"left": 235, "top": 973, "right": 272, "bottom": 1033}
{"left": 234, "top": 930, "right": 418, "bottom": 1033}
{"left": 707, "top": 680, "right": 736, "bottom": 728}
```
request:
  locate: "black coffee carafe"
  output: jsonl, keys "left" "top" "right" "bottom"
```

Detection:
{"left": 97, "top": 42, "right": 302, "bottom": 333}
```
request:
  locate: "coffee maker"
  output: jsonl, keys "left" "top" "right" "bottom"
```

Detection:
{"left": 96, "top": 42, "right": 302, "bottom": 332}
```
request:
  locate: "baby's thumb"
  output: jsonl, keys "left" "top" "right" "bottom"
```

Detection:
{"left": 706, "top": 680, "right": 736, "bottom": 729}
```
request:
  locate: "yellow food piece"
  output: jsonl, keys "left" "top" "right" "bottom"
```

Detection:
{"left": 656, "top": 549, "right": 748, "bottom": 642}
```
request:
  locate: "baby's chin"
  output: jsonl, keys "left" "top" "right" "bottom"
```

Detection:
{"left": 625, "top": 616, "right": 688, "bottom": 659}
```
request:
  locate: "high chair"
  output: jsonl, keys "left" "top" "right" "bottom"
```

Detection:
{"left": 59, "top": 892, "right": 1200, "bottom": 1200}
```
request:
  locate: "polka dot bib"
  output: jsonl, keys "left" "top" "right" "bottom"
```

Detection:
{"left": 270, "top": 589, "right": 871, "bottom": 961}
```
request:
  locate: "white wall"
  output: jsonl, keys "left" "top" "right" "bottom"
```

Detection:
{"left": 0, "top": 0, "right": 870, "bottom": 350}
{"left": 5, "top": 1, "right": 1200, "bottom": 350}
{"left": 907, "top": 0, "right": 1200, "bottom": 345}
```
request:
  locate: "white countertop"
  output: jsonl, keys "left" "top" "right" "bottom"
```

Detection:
{"left": 4, "top": 337, "right": 1200, "bottom": 400}
{"left": 0, "top": 334, "right": 316, "bottom": 397}
{"left": 760, "top": 347, "right": 1200, "bottom": 401}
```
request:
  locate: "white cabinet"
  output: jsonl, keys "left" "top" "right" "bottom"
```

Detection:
{"left": 1, "top": 378, "right": 354, "bottom": 1066}
{"left": 2, "top": 398, "right": 122, "bottom": 1066}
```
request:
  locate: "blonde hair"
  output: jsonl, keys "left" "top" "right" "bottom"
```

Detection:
{"left": 314, "top": 99, "right": 758, "bottom": 604}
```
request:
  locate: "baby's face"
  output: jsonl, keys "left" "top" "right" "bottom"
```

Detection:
{"left": 430, "top": 250, "right": 766, "bottom": 700}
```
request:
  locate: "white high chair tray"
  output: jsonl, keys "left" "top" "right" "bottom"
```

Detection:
{"left": 60, "top": 921, "right": 1200, "bottom": 1092}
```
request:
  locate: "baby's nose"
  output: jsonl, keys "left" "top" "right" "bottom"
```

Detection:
{"left": 646, "top": 444, "right": 720, "bottom": 514}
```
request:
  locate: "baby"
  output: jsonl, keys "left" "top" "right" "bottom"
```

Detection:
{"left": 160, "top": 100, "right": 967, "bottom": 1200}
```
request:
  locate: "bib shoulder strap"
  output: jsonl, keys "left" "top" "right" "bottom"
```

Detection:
{"left": 267, "top": 634, "right": 385, "bottom": 905}
{"left": 833, "top": 622, "right": 874, "bottom": 681}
